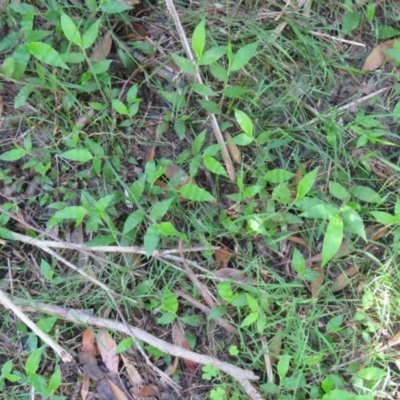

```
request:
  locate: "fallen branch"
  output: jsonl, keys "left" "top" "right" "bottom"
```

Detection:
{"left": 14, "top": 299, "right": 262, "bottom": 399}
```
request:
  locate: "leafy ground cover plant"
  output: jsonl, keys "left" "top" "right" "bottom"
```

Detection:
{"left": 0, "top": 0, "right": 400, "bottom": 399}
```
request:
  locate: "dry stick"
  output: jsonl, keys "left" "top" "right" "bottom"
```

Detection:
{"left": 15, "top": 299, "right": 261, "bottom": 395}
{"left": 303, "top": 87, "right": 390, "bottom": 127}
{"left": 7, "top": 230, "right": 218, "bottom": 256}
{"left": 164, "top": 0, "right": 235, "bottom": 182}
{"left": 0, "top": 289, "right": 73, "bottom": 363}
{"left": 310, "top": 31, "right": 366, "bottom": 47}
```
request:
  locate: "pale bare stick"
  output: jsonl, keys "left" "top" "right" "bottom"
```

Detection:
{"left": 164, "top": 0, "right": 235, "bottom": 182}
{"left": 6, "top": 230, "right": 218, "bottom": 256}
{"left": 0, "top": 289, "right": 73, "bottom": 363}
{"left": 310, "top": 31, "right": 366, "bottom": 47}
{"left": 303, "top": 87, "right": 390, "bottom": 127}
{"left": 15, "top": 299, "right": 262, "bottom": 399}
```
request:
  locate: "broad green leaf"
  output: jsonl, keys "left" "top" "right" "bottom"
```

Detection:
{"left": 277, "top": 355, "right": 291, "bottom": 381}
{"left": 208, "top": 305, "right": 227, "bottom": 320}
{"left": 60, "top": 52, "right": 86, "bottom": 63}
{"left": 191, "top": 83, "right": 217, "bottom": 96}
{"left": 341, "top": 206, "right": 366, "bottom": 241}
{"left": 246, "top": 295, "right": 259, "bottom": 313}
{"left": 192, "top": 129, "right": 206, "bottom": 155}
{"left": 100, "top": 0, "right": 132, "bottom": 13}
{"left": 25, "top": 348, "right": 43, "bottom": 376}
{"left": 12, "top": 44, "right": 31, "bottom": 79}
{"left": 0, "top": 148, "right": 26, "bottom": 161}
{"left": 162, "top": 288, "right": 178, "bottom": 314}
{"left": 265, "top": 169, "right": 295, "bottom": 184}
{"left": 322, "top": 214, "right": 343, "bottom": 266}
{"left": 143, "top": 224, "right": 159, "bottom": 256}
{"left": 370, "top": 211, "right": 398, "bottom": 225}
{"left": 40, "top": 259, "right": 53, "bottom": 280}
{"left": 204, "top": 156, "right": 228, "bottom": 177}
{"left": 0, "top": 31, "right": 21, "bottom": 52}
{"left": 358, "top": 367, "right": 386, "bottom": 381}
{"left": 157, "top": 312, "right": 176, "bottom": 325}
{"left": 157, "top": 222, "right": 188, "bottom": 241}
{"left": 292, "top": 248, "right": 306, "bottom": 276}
{"left": 127, "top": 84, "right": 139, "bottom": 104}
{"left": 149, "top": 198, "right": 173, "bottom": 221}
{"left": 326, "top": 315, "right": 344, "bottom": 333}
{"left": 15, "top": 85, "right": 34, "bottom": 109}
{"left": 94, "top": 194, "right": 114, "bottom": 212}
{"left": 180, "top": 184, "right": 215, "bottom": 201}
{"left": 112, "top": 99, "right": 129, "bottom": 115}
{"left": 91, "top": 60, "right": 112, "bottom": 74}
{"left": 296, "top": 198, "right": 338, "bottom": 219}
{"left": 272, "top": 183, "right": 291, "bottom": 205}
{"left": 123, "top": 209, "right": 145, "bottom": 234}
{"left": 171, "top": 53, "right": 196, "bottom": 74}
{"left": 9, "top": 3, "right": 36, "bottom": 14}
{"left": 342, "top": 12, "right": 360, "bottom": 34}
{"left": 2, "top": 57, "right": 15, "bottom": 77}
{"left": 115, "top": 338, "right": 134, "bottom": 354}
{"left": 160, "top": 90, "right": 187, "bottom": 108}
{"left": 350, "top": 185, "right": 383, "bottom": 203}
{"left": 231, "top": 133, "right": 254, "bottom": 145}
{"left": 192, "top": 18, "right": 206, "bottom": 59}
{"left": 61, "top": 12, "right": 82, "bottom": 46}
{"left": 230, "top": 41, "right": 258, "bottom": 72}
{"left": 223, "top": 85, "right": 248, "bottom": 98}
{"left": 60, "top": 149, "right": 93, "bottom": 162}
{"left": 197, "top": 99, "right": 220, "bottom": 114}
{"left": 234, "top": 109, "right": 253, "bottom": 136}
{"left": 49, "top": 368, "right": 61, "bottom": 393}
{"left": 329, "top": 181, "right": 350, "bottom": 200}
{"left": 217, "top": 281, "right": 234, "bottom": 302}
{"left": 394, "top": 101, "right": 400, "bottom": 122}
{"left": 199, "top": 46, "right": 226, "bottom": 65}
{"left": 27, "top": 42, "right": 68, "bottom": 69}
{"left": 208, "top": 61, "right": 228, "bottom": 81}
{"left": 49, "top": 206, "right": 87, "bottom": 228}
{"left": 376, "top": 25, "right": 400, "bottom": 39}
{"left": 37, "top": 316, "right": 57, "bottom": 334}
{"left": 82, "top": 19, "right": 100, "bottom": 49}
{"left": 241, "top": 312, "right": 258, "bottom": 327}
{"left": 296, "top": 167, "right": 319, "bottom": 199}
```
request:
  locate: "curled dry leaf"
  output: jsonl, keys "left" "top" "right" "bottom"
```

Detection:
{"left": 97, "top": 331, "right": 119, "bottom": 374}
{"left": 362, "top": 39, "right": 397, "bottom": 72}
{"left": 105, "top": 375, "right": 129, "bottom": 400}
{"left": 75, "top": 108, "right": 95, "bottom": 127}
{"left": 287, "top": 235, "right": 309, "bottom": 247}
{"left": 331, "top": 265, "right": 360, "bottom": 293}
{"left": 224, "top": 132, "right": 241, "bottom": 164}
{"left": 121, "top": 355, "right": 143, "bottom": 396}
{"left": 79, "top": 351, "right": 105, "bottom": 380}
{"left": 90, "top": 32, "right": 113, "bottom": 62}
{"left": 310, "top": 264, "right": 324, "bottom": 299}
{"left": 137, "top": 385, "right": 159, "bottom": 398}
{"left": 172, "top": 321, "right": 197, "bottom": 371}
{"left": 81, "top": 375, "right": 90, "bottom": 400}
{"left": 214, "top": 246, "right": 232, "bottom": 268}
{"left": 82, "top": 327, "right": 98, "bottom": 356}
{"left": 214, "top": 267, "right": 248, "bottom": 283}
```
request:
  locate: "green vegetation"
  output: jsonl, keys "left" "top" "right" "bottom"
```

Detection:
{"left": 0, "top": 0, "right": 400, "bottom": 399}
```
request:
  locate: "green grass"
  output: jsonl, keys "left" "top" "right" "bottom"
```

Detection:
{"left": 0, "top": 0, "right": 400, "bottom": 399}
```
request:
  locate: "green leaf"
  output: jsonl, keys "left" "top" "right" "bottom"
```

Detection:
{"left": 241, "top": 312, "right": 258, "bottom": 327}
{"left": 27, "top": 42, "right": 68, "bottom": 69}
{"left": 246, "top": 295, "right": 259, "bottom": 313}
{"left": 60, "top": 12, "right": 82, "bottom": 46}
{"left": 350, "top": 185, "right": 383, "bottom": 204}
{"left": 180, "top": 184, "right": 215, "bottom": 201}
{"left": 25, "top": 348, "right": 43, "bottom": 375}
{"left": 143, "top": 224, "right": 159, "bottom": 256}
{"left": 377, "top": 25, "right": 400, "bottom": 40}
{"left": 149, "top": 198, "right": 173, "bottom": 221}
{"left": 265, "top": 169, "right": 295, "bottom": 184}
{"left": 12, "top": 44, "right": 31, "bottom": 79}
{"left": 192, "top": 18, "right": 206, "bottom": 59}
{"left": 208, "top": 305, "right": 227, "bottom": 320}
{"left": 191, "top": 83, "right": 217, "bottom": 96}
{"left": 277, "top": 355, "right": 291, "bottom": 381}
{"left": 197, "top": 99, "right": 220, "bottom": 114}
{"left": 296, "top": 198, "right": 338, "bottom": 219}
{"left": 0, "top": 148, "right": 26, "bottom": 161}
{"left": 223, "top": 85, "right": 248, "bottom": 99}
{"left": 0, "top": 31, "right": 21, "bottom": 52}
{"left": 60, "top": 149, "right": 93, "bottom": 162}
{"left": 162, "top": 288, "right": 178, "bottom": 314}
{"left": 230, "top": 41, "right": 258, "bottom": 72}
{"left": 171, "top": 53, "right": 196, "bottom": 74}
{"left": 394, "top": 101, "right": 400, "bottom": 122}
{"left": 157, "top": 222, "right": 187, "bottom": 241}
{"left": 231, "top": 133, "right": 254, "bottom": 145}
{"left": 329, "top": 181, "right": 350, "bottom": 200}
{"left": 82, "top": 19, "right": 100, "bottom": 49}
{"left": 37, "top": 316, "right": 57, "bottom": 333}
{"left": 15, "top": 85, "right": 34, "bottom": 109}
{"left": 112, "top": 99, "right": 129, "bottom": 116}
{"left": 127, "top": 84, "right": 139, "bottom": 104}
{"left": 341, "top": 206, "right": 367, "bottom": 241}
{"left": 100, "top": 0, "right": 132, "bottom": 13}
{"left": 217, "top": 281, "right": 234, "bottom": 302}
{"left": 342, "top": 11, "right": 360, "bottom": 34}
{"left": 296, "top": 167, "right": 319, "bottom": 199}
{"left": 326, "top": 315, "right": 344, "bottom": 333}
{"left": 2, "top": 57, "right": 15, "bottom": 77}
{"left": 160, "top": 90, "right": 187, "bottom": 108}
{"left": 292, "top": 248, "right": 306, "bottom": 276}
{"left": 40, "top": 259, "right": 53, "bottom": 280}
{"left": 48, "top": 368, "right": 61, "bottom": 393}
{"left": 204, "top": 156, "right": 228, "bottom": 177}
{"left": 157, "top": 312, "right": 176, "bottom": 325}
{"left": 49, "top": 206, "right": 87, "bottom": 228}
{"left": 234, "top": 109, "right": 253, "bottom": 136}
{"left": 115, "top": 338, "right": 134, "bottom": 354}
{"left": 123, "top": 209, "right": 145, "bottom": 235}
{"left": 91, "top": 60, "right": 112, "bottom": 74}
{"left": 192, "top": 129, "right": 206, "bottom": 155}
{"left": 9, "top": 3, "right": 36, "bottom": 14}
{"left": 370, "top": 211, "right": 398, "bottom": 225}
{"left": 358, "top": 367, "right": 386, "bottom": 381}
{"left": 322, "top": 214, "right": 343, "bottom": 266}
{"left": 208, "top": 61, "right": 228, "bottom": 81}
{"left": 199, "top": 46, "right": 226, "bottom": 65}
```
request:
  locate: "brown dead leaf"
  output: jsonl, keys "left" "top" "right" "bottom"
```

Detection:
{"left": 165, "top": 356, "right": 180, "bottom": 376}
{"left": 269, "top": 326, "right": 283, "bottom": 365}
{"left": 362, "top": 39, "right": 397, "bottom": 72}
{"left": 224, "top": 132, "right": 241, "bottom": 164}
{"left": 82, "top": 327, "right": 98, "bottom": 356}
{"left": 311, "top": 264, "right": 324, "bottom": 299}
{"left": 90, "top": 32, "right": 113, "bottom": 61}
{"left": 97, "top": 331, "right": 119, "bottom": 374}
{"left": 287, "top": 235, "right": 308, "bottom": 247}
{"left": 121, "top": 355, "right": 143, "bottom": 396}
{"left": 172, "top": 321, "right": 197, "bottom": 371}
{"left": 366, "top": 224, "right": 388, "bottom": 241}
{"left": 75, "top": 108, "right": 95, "bottom": 126}
{"left": 331, "top": 265, "right": 360, "bottom": 293}
{"left": 164, "top": 164, "right": 194, "bottom": 187}
{"left": 105, "top": 375, "right": 129, "bottom": 400}
{"left": 214, "top": 246, "right": 232, "bottom": 268}
{"left": 81, "top": 374, "right": 90, "bottom": 400}
{"left": 138, "top": 385, "right": 159, "bottom": 398}
{"left": 214, "top": 268, "right": 248, "bottom": 283}
{"left": 389, "top": 331, "right": 400, "bottom": 346}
